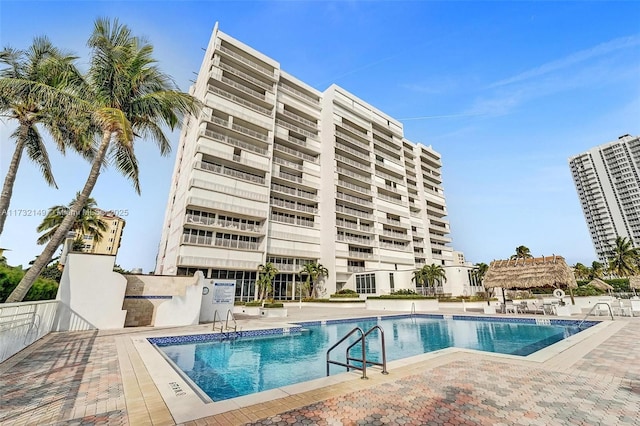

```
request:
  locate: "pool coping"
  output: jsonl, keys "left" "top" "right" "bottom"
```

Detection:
{"left": 132, "top": 313, "right": 613, "bottom": 424}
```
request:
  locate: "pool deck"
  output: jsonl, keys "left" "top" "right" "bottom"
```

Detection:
{"left": 1, "top": 306, "right": 639, "bottom": 425}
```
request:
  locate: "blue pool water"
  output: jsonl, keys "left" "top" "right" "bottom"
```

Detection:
{"left": 153, "top": 315, "right": 590, "bottom": 402}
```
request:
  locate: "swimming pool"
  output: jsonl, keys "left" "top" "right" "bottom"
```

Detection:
{"left": 151, "top": 314, "right": 595, "bottom": 402}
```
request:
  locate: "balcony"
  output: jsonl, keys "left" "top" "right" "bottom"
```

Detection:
{"left": 335, "top": 130, "right": 370, "bottom": 149}
{"left": 218, "top": 61, "right": 273, "bottom": 91}
{"left": 274, "top": 143, "right": 318, "bottom": 163}
{"left": 276, "top": 118, "right": 317, "bottom": 140}
{"left": 340, "top": 122, "right": 369, "bottom": 139}
{"left": 231, "top": 121, "right": 269, "bottom": 142}
{"left": 271, "top": 183, "right": 317, "bottom": 201}
{"left": 337, "top": 180, "right": 371, "bottom": 195}
{"left": 273, "top": 156, "right": 303, "bottom": 171}
{"left": 198, "top": 145, "right": 268, "bottom": 171}
{"left": 217, "top": 44, "right": 275, "bottom": 78}
{"left": 277, "top": 170, "right": 303, "bottom": 184}
{"left": 187, "top": 197, "right": 268, "bottom": 218}
{"left": 278, "top": 82, "right": 320, "bottom": 105}
{"left": 337, "top": 167, "right": 371, "bottom": 184}
{"left": 347, "top": 265, "right": 366, "bottom": 273}
{"left": 382, "top": 229, "right": 410, "bottom": 239}
{"left": 336, "top": 191, "right": 373, "bottom": 207}
{"left": 336, "top": 219, "right": 372, "bottom": 233}
{"left": 336, "top": 204, "right": 373, "bottom": 219}
{"left": 270, "top": 197, "right": 318, "bottom": 214}
{"left": 199, "top": 129, "right": 268, "bottom": 155}
{"left": 185, "top": 214, "right": 264, "bottom": 233}
{"left": 377, "top": 193, "right": 403, "bottom": 205}
{"left": 337, "top": 234, "right": 372, "bottom": 245}
{"left": 375, "top": 170, "right": 404, "bottom": 185}
{"left": 381, "top": 217, "right": 403, "bottom": 227}
{"left": 197, "top": 161, "right": 265, "bottom": 185}
{"left": 281, "top": 108, "right": 317, "bottom": 130}
{"left": 178, "top": 255, "right": 260, "bottom": 269}
{"left": 336, "top": 154, "right": 371, "bottom": 172}
{"left": 347, "top": 251, "right": 374, "bottom": 259}
{"left": 269, "top": 213, "right": 316, "bottom": 228}
{"left": 335, "top": 141, "right": 370, "bottom": 161}
{"left": 221, "top": 75, "right": 265, "bottom": 100}
{"left": 207, "top": 85, "right": 271, "bottom": 116}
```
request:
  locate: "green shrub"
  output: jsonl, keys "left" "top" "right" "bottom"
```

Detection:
{"left": 573, "top": 285, "right": 603, "bottom": 297}
{"left": 391, "top": 289, "right": 417, "bottom": 295}
{"left": 302, "top": 298, "right": 365, "bottom": 303}
{"left": 335, "top": 289, "right": 357, "bottom": 295}
{"left": 330, "top": 293, "right": 360, "bottom": 298}
{"left": 369, "top": 294, "right": 436, "bottom": 300}
{"left": 245, "top": 301, "right": 262, "bottom": 307}
{"left": 0, "top": 264, "right": 59, "bottom": 303}
{"left": 262, "top": 303, "right": 284, "bottom": 308}
{"left": 234, "top": 301, "right": 246, "bottom": 306}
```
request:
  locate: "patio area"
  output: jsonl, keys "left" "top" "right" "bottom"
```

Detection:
{"left": 1, "top": 307, "right": 639, "bottom": 425}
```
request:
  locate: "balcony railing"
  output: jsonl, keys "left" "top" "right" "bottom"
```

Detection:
{"left": 336, "top": 204, "right": 373, "bottom": 219}
{"left": 273, "top": 156, "right": 303, "bottom": 171}
{"left": 199, "top": 129, "right": 268, "bottom": 155}
{"left": 347, "top": 251, "right": 374, "bottom": 259}
{"left": 336, "top": 220, "right": 372, "bottom": 233}
{"left": 277, "top": 171, "right": 303, "bottom": 184}
{"left": 186, "top": 215, "right": 263, "bottom": 232}
{"left": 270, "top": 197, "right": 318, "bottom": 214}
{"left": 276, "top": 118, "right": 317, "bottom": 139}
{"left": 375, "top": 170, "right": 404, "bottom": 185}
{"left": 230, "top": 121, "right": 269, "bottom": 141}
{"left": 198, "top": 146, "right": 267, "bottom": 171}
{"left": 218, "top": 61, "right": 273, "bottom": 91}
{"left": 278, "top": 82, "right": 320, "bottom": 104}
{"left": 221, "top": 75, "right": 265, "bottom": 100}
{"left": 381, "top": 217, "right": 403, "bottom": 227}
{"left": 378, "top": 193, "right": 403, "bottom": 205}
{"left": 336, "top": 167, "right": 371, "bottom": 183}
{"left": 337, "top": 180, "right": 371, "bottom": 195}
{"left": 274, "top": 143, "right": 318, "bottom": 163}
{"left": 281, "top": 108, "right": 317, "bottom": 129}
{"left": 337, "top": 234, "right": 371, "bottom": 245}
{"left": 271, "top": 183, "right": 317, "bottom": 200}
{"left": 336, "top": 191, "right": 373, "bottom": 207}
{"left": 287, "top": 134, "right": 307, "bottom": 148}
{"left": 208, "top": 85, "right": 272, "bottom": 116}
{"left": 347, "top": 265, "right": 366, "bottom": 273}
{"left": 335, "top": 141, "right": 370, "bottom": 161}
{"left": 340, "top": 122, "right": 369, "bottom": 139}
{"left": 269, "top": 213, "right": 316, "bottom": 228}
{"left": 372, "top": 130, "right": 393, "bottom": 143}
{"left": 382, "top": 229, "right": 409, "bottom": 239}
{"left": 197, "top": 161, "right": 265, "bottom": 185}
{"left": 217, "top": 44, "right": 275, "bottom": 77}
{"left": 335, "top": 130, "right": 370, "bottom": 149}
{"left": 336, "top": 154, "right": 370, "bottom": 172}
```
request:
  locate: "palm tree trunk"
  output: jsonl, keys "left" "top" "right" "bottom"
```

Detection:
{"left": 6, "top": 131, "right": 111, "bottom": 302}
{"left": 0, "top": 126, "right": 28, "bottom": 237}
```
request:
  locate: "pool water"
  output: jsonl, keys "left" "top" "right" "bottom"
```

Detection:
{"left": 156, "top": 316, "right": 585, "bottom": 401}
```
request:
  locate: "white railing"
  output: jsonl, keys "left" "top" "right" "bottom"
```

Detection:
{"left": 281, "top": 109, "right": 317, "bottom": 129}
{"left": 278, "top": 82, "right": 320, "bottom": 104}
{"left": 337, "top": 167, "right": 371, "bottom": 183}
{"left": 336, "top": 154, "right": 371, "bottom": 172}
{"left": 271, "top": 183, "right": 317, "bottom": 200}
{"left": 348, "top": 251, "right": 374, "bottom": 259}
{"left": 270, "top": 197, "right": 318, "bottom": 214}
{"left": 340, "top": 122, "right": 369, "bottom": 138}
{"left": 347, "top": 266, "right": 366, "bottom": 272}
{"left": 221, "top": 76, "right": 265, "bottom": 100}
{"left": 336, "top": 204, "right": 373, "bottom": 219}
{"left": 178, "top": 255, "right": 261, "bottom": 269}
{"left": 208, "top": 85, "right": 272, "bottom": 116}
{"left": 199, "top": 129, "right": 268, "bottom": 155}
{"left": 337, "top": 234, "right": 372, "bottom": 245}
{"left": 287, "top": 135, "right": 307, "bottom": 147}
{"left": 197, "top": 161, "right": 266, "bottom": 185}
{"left": 274, "top": 143, "right": 318, "bottom": 163}
{"left": 335, "top": 130, "right": 370, "bottom": 149}
{"left": 231, "top": 121, "right": 269, "bottom": 141}
{"left": 273, "top": 156, "right": 304, "bottom": 171}
{"left": 185, "top": 214, "right": 263, "bottom": 232}
{"left": 218, "top": 61, "right": 273, "bottom": 91}
{"left": 276, "top": 118, "right": 318, "bottom": 139}
{"left": 217, "top": 44, "right": 275, "bottom": 77}
{"left": 0, "top": 301, "right": 94, "bottom": 363}
{"left": 336, "top": 191, "right": 373, "bottom": 207}
{"left": 337, "top": 180, "right": 372, "bottom": 195}
{"left": 336, "top": 141, "right": 370, "bottom": 161}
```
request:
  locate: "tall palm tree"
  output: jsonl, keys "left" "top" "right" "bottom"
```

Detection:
{"left": 257, "top": 262, "right": 279, "bottom": 301}
{"left": 298, "top": 262, "right": 329, "bottom": 298}
{"left": 36, "top": 193, "right": 107, "bottom": 247}
{"left": 607, "top": 236, "right": 640, "bottom": 277}
{"left": 510, "top": 245, "right": 533, "bottom": 259}
{"left": 472, "top": 262, "right": 489, "bottom": 284}
{"left": 0, "top": 37, "right": 91, "bottom": 236}
{"left": 590, "top": 261, "right": 605, "bottom": 279}
{"left": 572, "top": 262, "right": 590, "bottom": 280}
{"left": 6, "top": 18, "right": 199, "bottom": 302}
{"left": 423, "top": 263, "right": 447, "bottom": 291}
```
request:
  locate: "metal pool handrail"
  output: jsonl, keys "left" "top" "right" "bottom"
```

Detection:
{"left": 577, "top": 302, "right": 614, "bottom": 328}
{"left": 346, "top": 325, "right": 389, "bottom": 375}
{"left": 225, "top": 309, "right": 237, "bottom": 332}
{"left": 326, "top": 327, "right": 367, "bottom": 379}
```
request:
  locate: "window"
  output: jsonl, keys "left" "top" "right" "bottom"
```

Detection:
{"left": 356, "top": 273, "right": 376, "bottom": 294}
{"left": 389, "top": 273, "right": 394, "bottom": 291}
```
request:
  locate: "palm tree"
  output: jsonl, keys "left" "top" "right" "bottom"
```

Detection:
{"left": 472, "top": 262, "right": 489, "bottom": 284}
{"left": 572, "top": 262, "right": 590, "bottom": 280}
{"left": 257, "top": 262, "right": 278, "bottom": 301}
{"left": 6, "top": 18, "right": 199, "bottom": 302}
{"left": 590, "top": 261, "right": 605, "bottom": 279}
{"left": 36, "top": 193, "right": 107, "bottom": 247}
{"left": 412, "top": 267, "right": 427, "bottom": 294}
{"left": 298, "top": 262, "right": 329, "bottom": 298}
{"left": 0, "top": 37, "right": 91, "bottom": 236}
{"left": 423, "top": 263, "right": 447, "bottom": 293}
{"left": 607, "top": 236, "right": 640, "bottom": 277}
{"left": 510, "top": 245, "right": 533, "bottom": 259}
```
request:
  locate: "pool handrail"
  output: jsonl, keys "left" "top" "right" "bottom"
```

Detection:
{"left": 577, "top": 302, "right": 614, "bottom": 328}
{"left": 326, "top": 327, "right": 367, "bottom": 379}
{"left": 346, "top": 325, "right": 388, "bottom": 375}
{"left": 225, "top": 309, "right": 237, "bottom": 332}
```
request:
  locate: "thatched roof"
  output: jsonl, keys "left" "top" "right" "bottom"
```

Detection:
{"left": 587, "top": 278, "right": 613, "bottom": 291}
{"left": 483, "top": 255, "right": 577, "bottom": 289}
{"left": 629, "top": 276, "right": 640, "bottom": 290}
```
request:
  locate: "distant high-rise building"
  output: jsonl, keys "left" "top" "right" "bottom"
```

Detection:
{"left": 79, "top": 209, "right": 126, "bottom": 256}
{"left": 569, "top": 134, "right": 640, "bottom": 262}
{"left": 155, "top": 24, "right": 473, "bottom": 299}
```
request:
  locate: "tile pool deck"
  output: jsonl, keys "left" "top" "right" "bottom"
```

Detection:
{"left": 0, "top": 307, "right": 639, "bottom": 425}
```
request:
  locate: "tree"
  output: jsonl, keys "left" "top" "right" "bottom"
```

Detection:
{"left": 607, "top": 236, "right": 640, "bottom": 277}
{"left": 36, "top": 193, "right": 107, "bottom": 246}
{"left": 472, "top": 262, "right": 489, "bottom": 284}
{"left": 0, "top": 37, "right": 91, "bottom": 236}
{"left": 412, "top": 264, "right": 447, "bottom": 295}
{"left": 257, "top": 262, "right": 278, "bottom": 301}
{"left": 298, "top": 262, "right": 329, "bottom": 298}
{"left": 590, "top": 261, "right": 605, "bottom": 279}
{"left": 6, "top": 18, "right": 199, "bottom": 302}
{"left": 510, "top": 245, "right": 533, "bottom": 259}
{"left": 573, "top": 263, "right": 590, "bottom": 280}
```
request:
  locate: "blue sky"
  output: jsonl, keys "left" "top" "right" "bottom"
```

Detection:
{"left": 1, "top": 1, "right": 639, "bottom": 272}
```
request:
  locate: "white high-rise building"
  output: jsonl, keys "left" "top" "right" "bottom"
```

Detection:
{"left": 155, "top": 24, "right": 476, "bottom": 300}
{"left": 569, "top": 134, "right": 640, "bottom": 263}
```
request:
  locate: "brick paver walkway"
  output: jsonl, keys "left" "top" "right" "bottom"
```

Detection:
{"left": 1, "top": 315, "right": 639, "bottom": 425}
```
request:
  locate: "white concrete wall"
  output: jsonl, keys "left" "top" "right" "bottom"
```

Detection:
{"left": 155, "top": 274, "right": 204, "bottom": 327}
{"left": 56, "top": 253, "right": 127, "bottom": 330}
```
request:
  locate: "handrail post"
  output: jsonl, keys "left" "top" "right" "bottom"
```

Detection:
{"left": 360, "top": 333, "right": 367, "bottom": 379}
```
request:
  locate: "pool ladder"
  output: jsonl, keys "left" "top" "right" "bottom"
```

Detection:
{"left": 213, "top": 309, "right": 238, "bottom": 338}
{"left": 577, "top": 302, "right": 614, "bottom": 328}
{"left": 326, "top": 325, "right": 389, "bottom": 380}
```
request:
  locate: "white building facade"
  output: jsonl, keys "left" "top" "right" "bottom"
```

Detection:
{"left": 569, "top": 134, "right": 640, "bottom": 263}
{"left": 155, "top": 24, "right": 475, "bottom": 300}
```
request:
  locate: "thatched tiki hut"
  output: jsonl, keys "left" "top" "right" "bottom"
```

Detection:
{"left": 587, "top": 278, "right": 614, "bottom": 292}
{"left": 483, "top": 255, "right": 578, "bottom": 304}
{"left": 629, "top": 276, "right": 640, "bottom": 294}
